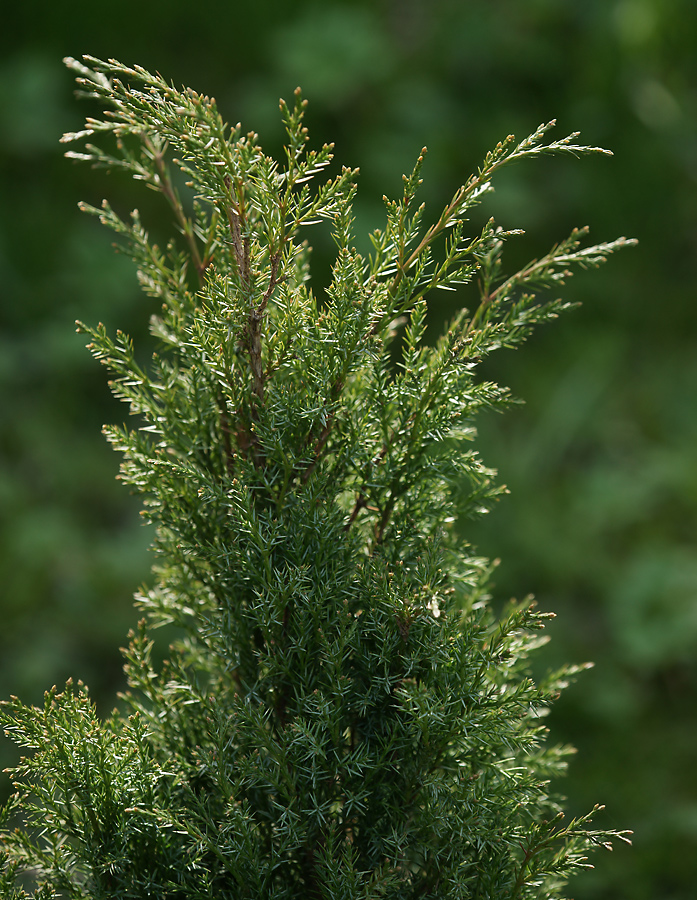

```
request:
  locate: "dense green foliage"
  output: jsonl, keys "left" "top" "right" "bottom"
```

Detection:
{"left": 0, "top": 57, "right": 633, "bottom": 899}
{"left": 3, "top": 4, "right": 696, "bottom": 898}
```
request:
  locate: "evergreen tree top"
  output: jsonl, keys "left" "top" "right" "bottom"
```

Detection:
{"left": 0, "top": 56, "right": 633, "bottom": 899}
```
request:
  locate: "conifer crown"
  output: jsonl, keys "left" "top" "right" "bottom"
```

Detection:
{"left": 0, "top": 56, "right": 633, "bottom": 899}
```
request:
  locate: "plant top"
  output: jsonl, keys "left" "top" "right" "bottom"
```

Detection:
{"left": 0, "top": 56, "right": 633, "bottom": 900}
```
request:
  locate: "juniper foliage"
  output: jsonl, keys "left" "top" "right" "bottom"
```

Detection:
{"left": 0, "top": 56, "right": 633, "bottom": 899}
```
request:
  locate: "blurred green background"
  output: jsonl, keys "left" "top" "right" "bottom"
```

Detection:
{"left": 1, "top": 1, "right": 695, "bottom": 897}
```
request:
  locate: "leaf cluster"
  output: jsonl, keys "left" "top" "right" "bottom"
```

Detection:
{"left": 0, "top": 56, "right": 632, "bottom": 899}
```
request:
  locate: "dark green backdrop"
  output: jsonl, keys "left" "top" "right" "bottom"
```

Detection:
{"left": 2, "top": 2, "right": 696, "bottom": 898}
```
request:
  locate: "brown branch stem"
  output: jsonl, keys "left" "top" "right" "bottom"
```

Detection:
{"left": 223, "top": 174, "right": 251, "bottom": 289}
{"left": 374, "top": 493, "right": 396, "bottom": 546}
{"left": 247, "top": 251, "right": 282, "bottom": 405}
{"left": 148, "top": 139, "right": 206, "bottom": 285}
{"left": 344, "top": 494, "right": 367, "bottom": 532}
{"left": 344, "top": 444, "right": 389, "bottom": 533}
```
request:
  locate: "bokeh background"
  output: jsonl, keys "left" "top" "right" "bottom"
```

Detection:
{"left": 1, "top": 1, "right": 696, "bottom": 897}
